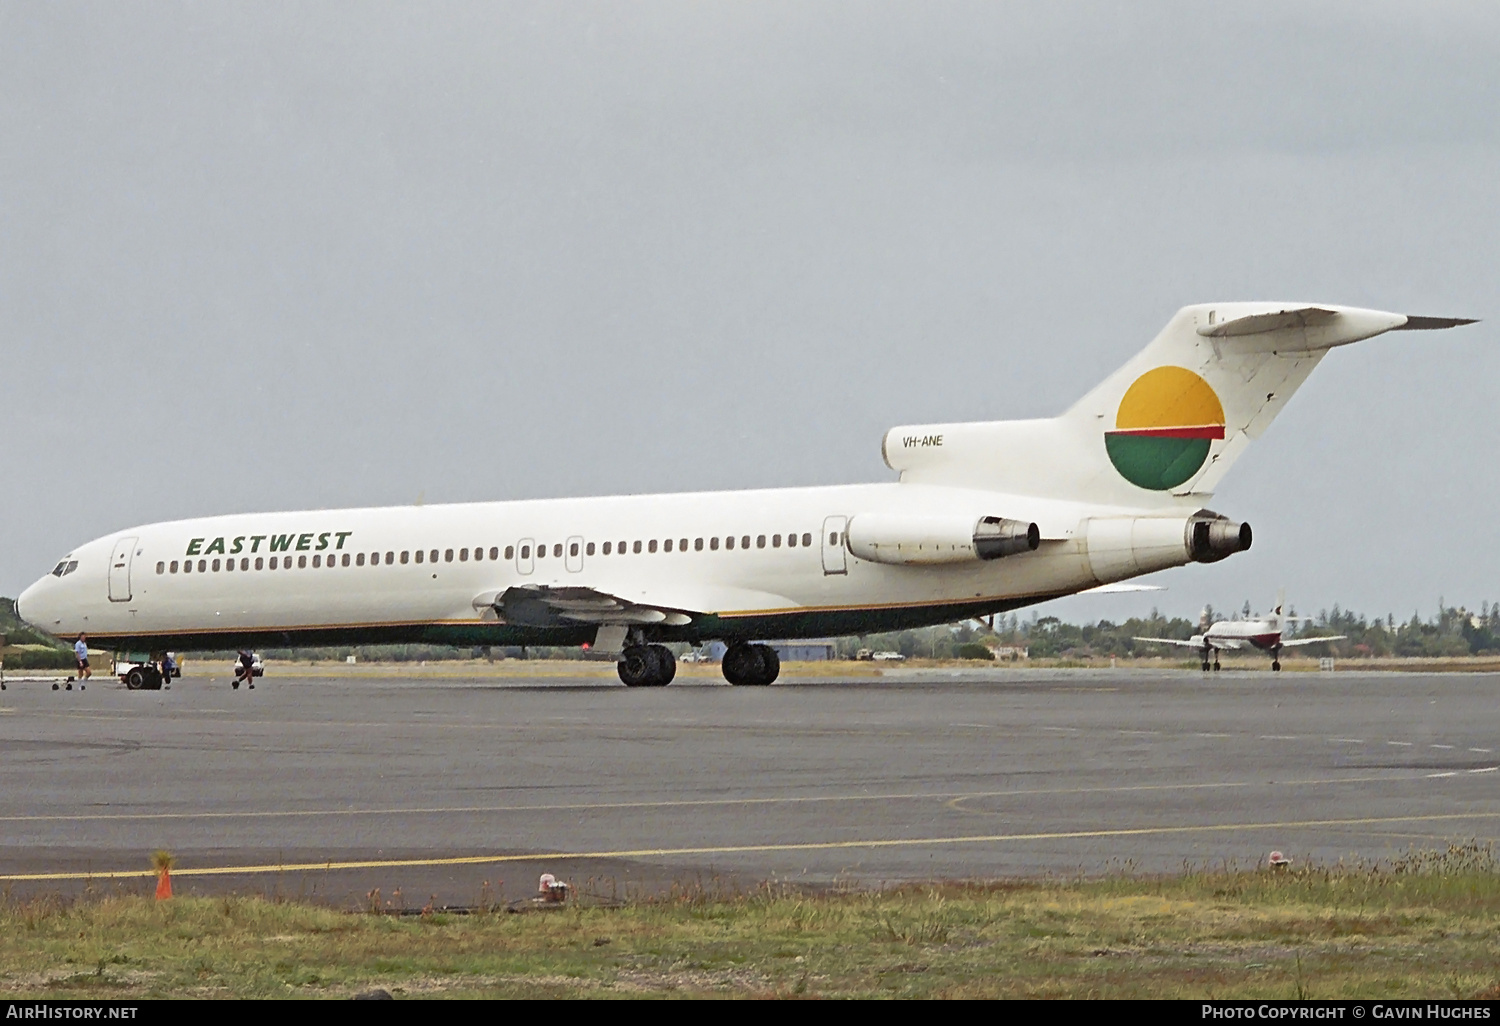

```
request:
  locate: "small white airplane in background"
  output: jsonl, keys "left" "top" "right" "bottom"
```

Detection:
{"left": 1133, "top": 592, "right": 1345, "bottom": 671}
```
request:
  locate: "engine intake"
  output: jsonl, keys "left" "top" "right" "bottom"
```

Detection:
{"left": 846, "top": 514, "right": 1040, "bottom": 566}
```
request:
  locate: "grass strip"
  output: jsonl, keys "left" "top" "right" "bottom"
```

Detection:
{"left": 3, "top": 844, "right": 1500, "bottom": 999}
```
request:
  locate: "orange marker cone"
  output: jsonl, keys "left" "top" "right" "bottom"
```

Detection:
{"left": 150, "top": 849, "right": 175, "bottom": 900}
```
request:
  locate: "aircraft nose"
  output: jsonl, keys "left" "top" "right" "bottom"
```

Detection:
{"left": 15, "top": 577, "right": 52, "bottom": 630}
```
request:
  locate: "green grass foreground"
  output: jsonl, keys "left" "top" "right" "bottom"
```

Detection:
{"left": 4, "top": 849, "right": 1500, "bottom": 999}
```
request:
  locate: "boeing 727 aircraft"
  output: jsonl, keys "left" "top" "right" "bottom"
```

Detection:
{"left": 16, "top": 303, "right": 1473, "bottom": 688}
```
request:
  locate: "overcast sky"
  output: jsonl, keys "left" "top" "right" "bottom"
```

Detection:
{"left": 1, "top": 1, "right": 1495, "bottom": 623}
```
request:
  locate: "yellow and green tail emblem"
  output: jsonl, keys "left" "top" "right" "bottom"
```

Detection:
{"left": 1105, "top": 367, "right": 1225, "bottom": 491}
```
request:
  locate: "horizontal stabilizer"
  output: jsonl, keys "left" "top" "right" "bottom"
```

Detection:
{"left": 1392, "top": 316, "right": 1480, "bottom": 331}
{"left": 1196, "top": 307, "right": 1338, "bottom": 338}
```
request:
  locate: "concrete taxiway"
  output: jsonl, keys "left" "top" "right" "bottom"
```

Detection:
{"left": 0, "top": 666, "right": 1496, "bottom": 907}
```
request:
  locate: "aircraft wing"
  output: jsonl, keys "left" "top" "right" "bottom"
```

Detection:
{"left": 473, "top": 583, "right": 797, "bottom": 628}
{"left": 1132, "top": 637, "right": 1200, "bottom": 648}
{"left": 1278, "top": 635, "right": 1347, "bottom": 648}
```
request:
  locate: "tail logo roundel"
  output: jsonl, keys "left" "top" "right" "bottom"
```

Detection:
{"left": 1105, "top": 366, "right": 1225, "bottom": 490}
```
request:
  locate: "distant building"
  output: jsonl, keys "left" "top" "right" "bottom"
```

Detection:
{"left": 767, "top": 640, "right": 837, "bottom": 662}
{"left": 697, "top": 639, "right": 838, "bottom": 662}
{"left": 988, "top": 645, "right": 1029, "bottom": 661}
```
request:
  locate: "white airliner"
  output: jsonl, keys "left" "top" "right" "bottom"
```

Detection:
{"left": 1133, "top": 592, "right": 1345, "bottom": 671}
{"left": 16, "top": 304, "right": 1473, "bottom": 688}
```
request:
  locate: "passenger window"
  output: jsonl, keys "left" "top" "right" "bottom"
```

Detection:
{"left": 553, "top": 543, "right": 562, "bottom": 558}
{"left": 570, "top": 542, "right": 580, "bottom": 557}
{"left": 298, "top": 555, "right": 307, "bottom": 569}
{"left": 586, "top": 542, "right": 595, "bottom": 556}
{"left": 267, "top": 557, "right": 276, "bottom": 570}
{"left": 243, "top": 558, "right": 251, "bottom": 570}
{"left": 213, "top": 559, "right": 222, "bottom": 571}
{"left": 829, "top": 532, "right": 839, "bottom": 545}
{"left": 170, "top": 560, "right": 179, "bottom": 573}
{"left": 679, "top": 538, "right": 688, "bottom": 551}
{"left": 537, "top": 545, "right": 546, "bottom": 560}
{"left": 725, "top": 536, "right": 734, "bottom": 550}
{"left": 199, "top": 559, "right": 207, "bottom": 573}
{"left": 756, "top": 535, "right": 765, "bottom": 549}
{"left": 695, "top": 538, "right": 703, "bottom": 551}
{"left": 430, "top": 549, "right": 438, "bottom": 563}
{"left": 156, "top": 561, "right": 165, "bottom": 574}
{"left": 313, "top": 554, "right": 321, "bottom": 568}
{"left": 787, "top": 533, "right": 796, "bottom": 547}
{"left": 415, "top": 550, "right": 424, "bottom": 563}
{"left": 225, "top": 558, "right": 235, "bottom": 572}
{"left": 663, "top": 539, "right": 672, "bottom": 553}
{"left": 603, "top": 542, "right": 612, "bottom": 555}
{"left": 618, "top": 540, "right": 626, "bottom": 553}
{"left": 772, "top": 534, "right": 781, "bottom": 548}
{"left": 490, "top": 547, "right": 499, "bottom": 560}
{"left": 649, "top": 540, "right": 659, "bottom": 553}
{"left": 445, "top": 549, "right": 454, "bottom": 563}
{"left": 505, "top": 545, "right": 514, "bottom": 560}
{"left": 341, "top": 553, "right": 350, "bottom": 567}
{"left": 356, "top": 553, "right": 365, "bottom": 566}
{"left": 742, "top": 535, "right": 751, "bottom": 549}
{"left": 255, "top": 557, "right": 264, "bottom": 570}
{"left": 521, "top": 545, "right": 531, "bottom": 559}
{"left": 459, "top": 548, "right": 468, "bottom": 561}
{"left": 183, "top": 561, "right": 192, "bottom": 574}
{"left": 803, "top": 533, "right": 812, "bottom": 547}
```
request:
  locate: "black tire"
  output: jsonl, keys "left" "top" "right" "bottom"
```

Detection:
{"left": 1272, "top": 661, "right": 1281, "bottom": 672}
{"left": 51, "top": 682, "right": 59, "bottom": 690}
{"left": 126, "top": 668, "right": 146, "bottom": 690}
{"left": 753, "top": 644, "right": 780, "bottom": 685}
{"left": 648, "top": 645, "right": 676, "bottom": 686}
{"left": 721, "top": 643, "right": 765, "bottom": 686}
{"left": 617, "top": 645, "right": 657, "bottom": 687}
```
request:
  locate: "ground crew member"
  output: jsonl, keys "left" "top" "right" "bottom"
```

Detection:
{"left": 74, "top": 633, "right": 91, "bottom": 684}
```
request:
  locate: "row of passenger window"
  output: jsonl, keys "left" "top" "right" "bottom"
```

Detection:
{"left": 153, "top": 532, "right": 820, "bottom": 576}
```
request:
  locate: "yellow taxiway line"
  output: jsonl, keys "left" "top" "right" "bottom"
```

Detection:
{"left": 2, "top": 810, "right": 1497, "bottom": 882}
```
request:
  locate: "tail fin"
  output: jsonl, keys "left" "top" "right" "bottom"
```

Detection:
{"left": 884, "top": 304, "right": 1474, "bottom": 508}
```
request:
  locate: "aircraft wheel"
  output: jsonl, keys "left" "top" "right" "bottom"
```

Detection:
{"left": 126, "top": 668, "right": 146, "bottom": 690}
{"left": 1272, "top": 660, "right": 1281, "bottom": 672}
{"left": 753, "top": 644, "right": 780, "bottom": 685}
{"left": 1200, "top": 660, "right": 1209, "bottom": 672}
{"left": 648, "top": 645, "right": 676, "bottom": 686}
{"left": 52, "top": 682, "right": 59, "bottom": 691}
{"left": 722, "top": 643, "right": 767, "bottom": 686}
{"left": 1212, "top": 661, "right": 1220, "bottom": 672}
{"left": 617, "top": 645, "right": 657, "bottom": 687}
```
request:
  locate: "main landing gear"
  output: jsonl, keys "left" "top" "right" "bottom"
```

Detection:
{"left": 721, "top": 643, "right": 780, "bottom": 687}
{"left": 125, "top": 666, "right": 163, "bottom": 691}
{"left": 617, "top": 644, "right": 677, "bottom": 687}
{"left": 1200, "top": 648, "right": 1221, "bottom": 672}
{"left": 1271, "top": 646, "right": 1282, "bottom": 673}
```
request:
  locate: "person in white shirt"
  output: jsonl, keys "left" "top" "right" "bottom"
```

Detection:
{"left": 73, "top": 633, "right": 91, "bottom": 684}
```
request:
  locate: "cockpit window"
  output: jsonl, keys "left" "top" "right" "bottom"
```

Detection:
{"left": 50, "top": 560, "right": 79, "bottom": 577}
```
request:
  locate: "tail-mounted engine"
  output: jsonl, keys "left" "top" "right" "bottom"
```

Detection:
{"left": 846, "top": 514, "right": 1039, "bottom": 567}
{"left": 1084, "top": 508, "right": 1251, "bottom": 584}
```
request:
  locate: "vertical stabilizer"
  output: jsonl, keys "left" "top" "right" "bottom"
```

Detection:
{"left": 884, "top": 304, "right": 1474, "bottom": 507}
